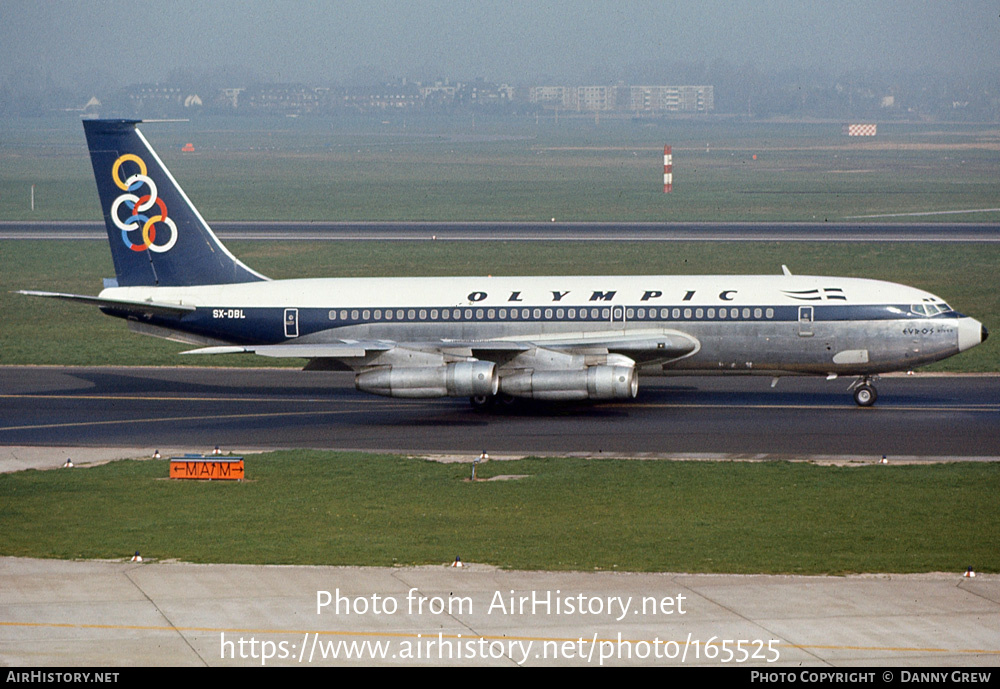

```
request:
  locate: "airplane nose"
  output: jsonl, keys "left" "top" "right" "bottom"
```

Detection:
{"left": 958, "top": 318, "right": 986, "bottom": 352}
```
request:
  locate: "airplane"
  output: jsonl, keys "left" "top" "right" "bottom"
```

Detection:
{"left": 20, "top": 119, "right": 988, "bottom": 408}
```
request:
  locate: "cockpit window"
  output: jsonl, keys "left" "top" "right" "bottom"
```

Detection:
{"left": 910, "top": 302, "right": 954, "bottom": 317}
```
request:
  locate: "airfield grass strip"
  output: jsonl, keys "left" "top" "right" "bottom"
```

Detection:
{"left": 3, "top": 116, "right": 999, "bottom": 223}
{"left": 0, "top": 452, "right": 997, "bottom": 574}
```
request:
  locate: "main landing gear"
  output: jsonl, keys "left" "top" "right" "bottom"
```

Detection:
{"left": 470, "top": 393, "right": 518, "bottom": 412}
{"left": 850, "top": 376, "right": 879, "bottom": 407}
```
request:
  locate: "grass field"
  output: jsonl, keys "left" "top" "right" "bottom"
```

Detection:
{"left": 1, "top": 451, "right": 996, "bottom": 573}
{"left": 1, "top": 115, "right": 998, "bottom": 222}
{"left": 3, "top": 239, "right": 997, "bottom": 370}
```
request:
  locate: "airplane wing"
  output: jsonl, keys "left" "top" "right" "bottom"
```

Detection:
{"left": 182, "top": 330, "right": 697, "bottom": 368}
{"left": 461, "top": 330, "right": 698, "bottom": 365}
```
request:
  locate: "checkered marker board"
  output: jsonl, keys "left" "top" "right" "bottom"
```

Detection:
{"left": 845, "top": 124, "right": 877, "bottom": 136}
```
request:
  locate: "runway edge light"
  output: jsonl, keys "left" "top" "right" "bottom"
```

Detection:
{"left": 452, "top": 556, "right": 464, "bottom": 568}
{"left": 964, "top": 567, "right": 976, "bottom": 578}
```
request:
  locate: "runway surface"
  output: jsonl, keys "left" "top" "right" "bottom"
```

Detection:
{"left": 2, "top": 557, "right": 998, "bottom": 667}
{"left": 2, "top": 367, "right": 998, "bottom": 459}
{"left": 2, "top": 220, "right": 1000, "bottom": 242}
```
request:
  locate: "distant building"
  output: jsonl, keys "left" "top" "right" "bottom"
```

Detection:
{"left": 123, "top": 84, "right": 203, "bottom": 116}
{"left": 341, "top": 82, "right": 421, "bottom": 111}
{"left": 243, "top": 84, "right": 321, "bottom": 114}
{"left": 529, "top": 84, "right": 713, "bottom": 113}
{"left": 576, "top": 85, "right": 616, "bottom": 111}
{"left": 627, "top": 85, "right": 714, "bottom": 113}
{"left": 220, "top": 87, "right": 244, "bottom": 109}
{"left": 420, "top": 81, "right": 458, "bottom": 105}
{"left": 529, "top": 86, "right": 578, "bottom": 110}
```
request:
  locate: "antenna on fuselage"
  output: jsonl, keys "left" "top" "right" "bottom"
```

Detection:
{"left": 781, "top": 265, "right": 793, "bottom": 276}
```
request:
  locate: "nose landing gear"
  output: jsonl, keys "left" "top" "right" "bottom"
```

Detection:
{"left": 850, "top": 376, "right": 879, "bottom": 407}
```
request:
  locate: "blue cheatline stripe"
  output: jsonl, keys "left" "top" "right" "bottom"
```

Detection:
{"left": 116, "top": 302, "right": 958, "bottom": 344}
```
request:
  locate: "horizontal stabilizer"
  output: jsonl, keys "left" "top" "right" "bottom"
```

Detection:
{"left": 17, "top": 290, "right": 195, "bottom": 317}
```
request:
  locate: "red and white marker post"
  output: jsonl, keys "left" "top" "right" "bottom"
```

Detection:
{"left": 663, "top": 146, "right": 673, "bottom": 193}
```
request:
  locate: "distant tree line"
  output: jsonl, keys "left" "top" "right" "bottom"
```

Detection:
{"left": 2, "top": 61, "right": 997, "bottom": 121}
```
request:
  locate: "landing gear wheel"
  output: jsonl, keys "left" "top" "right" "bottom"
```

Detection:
{"left": 853, "top": 384, "right": 877, "bottom": 407}
{"left": 497, "top": 393, "right": 518, "bottom": 408}
{"left": 470, "top": 395, "right": 495, "bottom": 411}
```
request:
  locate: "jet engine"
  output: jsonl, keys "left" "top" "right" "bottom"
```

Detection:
{"left": 356, "top": 361, "right": 498, "bottom": 398}
{"left": 499, "top": 365, "right": 637, "bottom": 401}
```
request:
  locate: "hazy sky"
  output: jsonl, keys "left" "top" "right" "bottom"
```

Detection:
{"left": 2, "top": 1, "right": 998, "bottom": 87}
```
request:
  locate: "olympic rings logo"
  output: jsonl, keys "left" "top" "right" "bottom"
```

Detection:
{"left": 110, "top": 154, "right": 177, "bottom": 253}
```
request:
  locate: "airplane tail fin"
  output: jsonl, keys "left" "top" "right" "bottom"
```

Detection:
{"left": 83, "top": 119, "right": 267, "bottom": 287}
